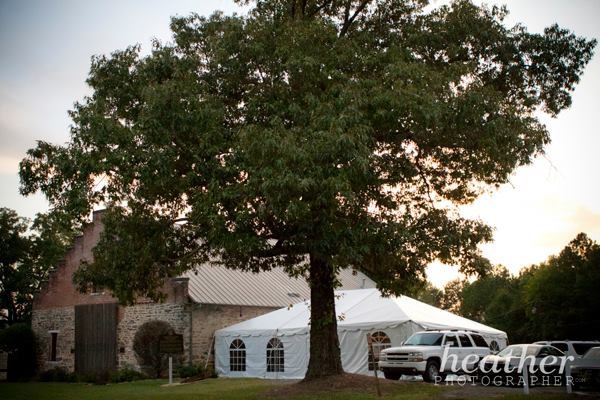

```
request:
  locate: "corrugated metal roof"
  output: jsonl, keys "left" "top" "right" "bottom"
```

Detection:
{"left": 182, "top": 265, "right": 375, "bottom": 307}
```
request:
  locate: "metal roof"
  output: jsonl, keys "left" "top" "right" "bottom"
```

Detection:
{"left": 183, "top": 265, "right": 375, "bottom": 307}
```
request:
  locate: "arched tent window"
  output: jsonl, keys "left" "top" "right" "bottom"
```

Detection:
{"left": 266, "top": 338, "right": 284, "bottom": 372}
{"left": 368, "top": 331, "right": 391, "bottom": 370}
{"left": 229, "top": 339, "right": 246, "bottom": 371}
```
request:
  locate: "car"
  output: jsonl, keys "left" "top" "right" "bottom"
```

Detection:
{"left": 478, "top": 344, "right": 568, "bottom": 387}
{"left": 378, "top": 330, "right": 492, "bottom": 382}
{"left": 534, "top": 340, "right": 600, "bottom": 359}
{"left": 569, "top": 346, "right": 600, "bottom": 390}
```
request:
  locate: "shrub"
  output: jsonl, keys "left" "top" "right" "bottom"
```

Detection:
{"left": 177, "top": 363, "right": 216, "bottom": 381}
{"left": 77, "top": 372, "right": 97, "bottom": 383}
{"left": 38, "top": 367, "right": 76, "bottom": 382}
{"left": 38, "top": 366, "right": 145, "bottom": 384}
{"left": 76, "top": 370, "right": 111, "bottom": 385}
{"left": 92, "top": 370, "right": 110, "bottom": 385}
{"left": 0, "top": 323, "right": 37, "bottom": 381}
{"left": 109, "top": 366, "right": 147, "bottom": 383}
{"left": 133, "top": 320, "right": 176, "bottom": 378}
{"left": 177, "top": 364, "right": 204, "bottom": 379}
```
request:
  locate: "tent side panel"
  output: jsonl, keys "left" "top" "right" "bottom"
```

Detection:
{"left": 339, "top": 321, "right": 424, "bottom": 375}
{"left": 215, "top": 333, "right": 310, "bottom": 379}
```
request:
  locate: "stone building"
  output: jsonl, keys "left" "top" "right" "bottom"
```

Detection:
{"left": 31, "top": 210, "right": 375, "bottom": 374}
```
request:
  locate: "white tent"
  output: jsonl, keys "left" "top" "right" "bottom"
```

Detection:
{"left": 215, "top": 288, "right": 508, "bottom": 379}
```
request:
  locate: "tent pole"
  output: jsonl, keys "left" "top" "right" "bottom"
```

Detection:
{"left": 205, "top": 334, "right": 215, "bottom": 371}
{"left": 366, "top": 333, "right": 382, "bottom": 397}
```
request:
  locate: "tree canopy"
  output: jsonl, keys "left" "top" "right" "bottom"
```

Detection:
{"left": 19, "top": 0, "right": 595, "bottom": 377}
{"left": 523, "top": 233, "right": 600, "bottom": 341}
{"left": 0, "top": 208, "right": 76, "bottom": 325}
{"left": 442, "top": 233, "right": 600, "bottom": 342}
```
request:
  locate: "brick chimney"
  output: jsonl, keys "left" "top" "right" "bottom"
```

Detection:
{"left": 169, "top": 277, "right": 190, "bottom": 304}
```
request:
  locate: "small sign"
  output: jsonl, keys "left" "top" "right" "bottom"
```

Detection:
{"left": 159, "top": 334, "right": 184, "bottom": 354}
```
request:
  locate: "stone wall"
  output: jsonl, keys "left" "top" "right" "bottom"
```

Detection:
{"left": 31, "top": 301, "right": 277, "bottom": 373}
{"left": 31, "top": 307, "right": 75, "bottom": 372}
{"left": 117, "top": 303, "right": 189, "bottom": 370}
{"left": 31, "top": 210, "right": 192, "bottom": 373}
{"left": 30, "top": 210, "right": 279, "bottom": 373}
{"left": 189, "top": 304, "right": 276, "bottom": 366}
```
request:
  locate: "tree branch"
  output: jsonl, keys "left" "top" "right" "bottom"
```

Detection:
{"left": 308, "top": 0, "right": 332, "bottom": 17}
{"left": 254, "top": 239, "right": 307, "bottom": 258}
{"left": 414, "top": 153, "right": 436, "bottom": 207}
{"left": 339, "top": 0, "right": 372, "bottom": 37}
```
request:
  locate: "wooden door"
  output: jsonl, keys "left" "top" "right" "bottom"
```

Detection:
{"left": 74, "top": 303, "right": 117, "bottom": 374}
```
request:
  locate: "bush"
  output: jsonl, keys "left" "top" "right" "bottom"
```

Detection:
{"left": 76, "top": 372, "right": 97, "bottom": 384}
{"left": 38, "top": 366, "right": 146, "bottom": 384}
{"left": 176, "top": 363, "right": 216, "bottom": 381}
{"left": 93, "top": 370, "right": 110, "bottom": 385}
{"left": 38, "top": 367, "right": 77, "bottom": 382}
{"left": 75, "top": 370, "right": 112, "bottom": 385}
{"left": 133, "top": 320, "right": 177, "bottom": 378}
{"left": 177, "top": 364, "right": 204, "bottom": 379}
{"left": 0, "top": 323, "right": 37, "bottom": 381}
{"left": 109, "top": 366, "right": 147, "bottom": 383}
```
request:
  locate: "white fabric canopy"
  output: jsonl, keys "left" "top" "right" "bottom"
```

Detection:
{"left": 215, "top": 288, "right": 508, "bottom": 379}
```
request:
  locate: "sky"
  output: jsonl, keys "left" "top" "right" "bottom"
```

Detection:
{"left": 1, "top": 0, "right": 599, "bottom": 287}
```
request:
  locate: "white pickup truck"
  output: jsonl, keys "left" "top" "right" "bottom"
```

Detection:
{"left": 379, "top": 330, "right": 492, "bottom": 382}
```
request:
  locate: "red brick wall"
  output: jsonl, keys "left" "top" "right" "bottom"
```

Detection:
{"left": 32, "top": 210, "right": 180, "bottom": 310}
{"left": 33, "top": 211, "right": 117, "bottom": 310}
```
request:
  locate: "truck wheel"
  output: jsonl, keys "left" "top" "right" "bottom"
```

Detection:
{"left": 423, "top": 360, "right": 442, "bottom": 383}
{"left": 383, "top": 370, "right": 401, "bottom": 380}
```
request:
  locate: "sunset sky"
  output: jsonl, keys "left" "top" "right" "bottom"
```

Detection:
{"left": 1, "top": 0, "right": 598, "bottom": 287}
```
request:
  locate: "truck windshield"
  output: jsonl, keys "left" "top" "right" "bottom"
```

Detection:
{"left": 404, "top": 333, "right": 444, "bottom": 346}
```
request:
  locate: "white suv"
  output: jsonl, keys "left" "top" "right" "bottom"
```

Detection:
{"left": 379, "top": 330, "right": 492, "bottom": 382}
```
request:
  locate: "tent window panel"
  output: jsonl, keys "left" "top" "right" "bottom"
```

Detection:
{"left": 229, "top": 339, "right": 246, "bottom": 372}
{"left": 266, "top": 338, "right": 284, "bottom": 372}
{"left": 368, "top": 331, "right": 391, "bottom": 371}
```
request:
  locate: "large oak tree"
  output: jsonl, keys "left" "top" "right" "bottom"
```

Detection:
{"left": 20, "top": 0, "right": 595, "bottom": 378}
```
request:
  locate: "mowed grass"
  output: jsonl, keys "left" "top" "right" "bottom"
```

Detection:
{"left": 0, "top": 378, "right": 441, "bottom": 400}
{"left": 0, "top": 378, "right": 588, "bottom": 400}
{"left": 0, "top": 379, "right": 270, "bottom": 400}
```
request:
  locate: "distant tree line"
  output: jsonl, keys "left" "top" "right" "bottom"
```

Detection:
{"left": 416, "top": 233, "right": 600, "bottom": 343}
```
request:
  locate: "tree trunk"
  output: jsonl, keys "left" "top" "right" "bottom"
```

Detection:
{"left": 304, "top": 253, "right": 343, "bottom": 380}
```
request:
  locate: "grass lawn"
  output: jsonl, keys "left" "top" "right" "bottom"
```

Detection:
{"left": 1, "top": 379, "right": 270, "bottom": 400}
{"left": 0, "top": 378, "right": 589, "bottom": 400}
